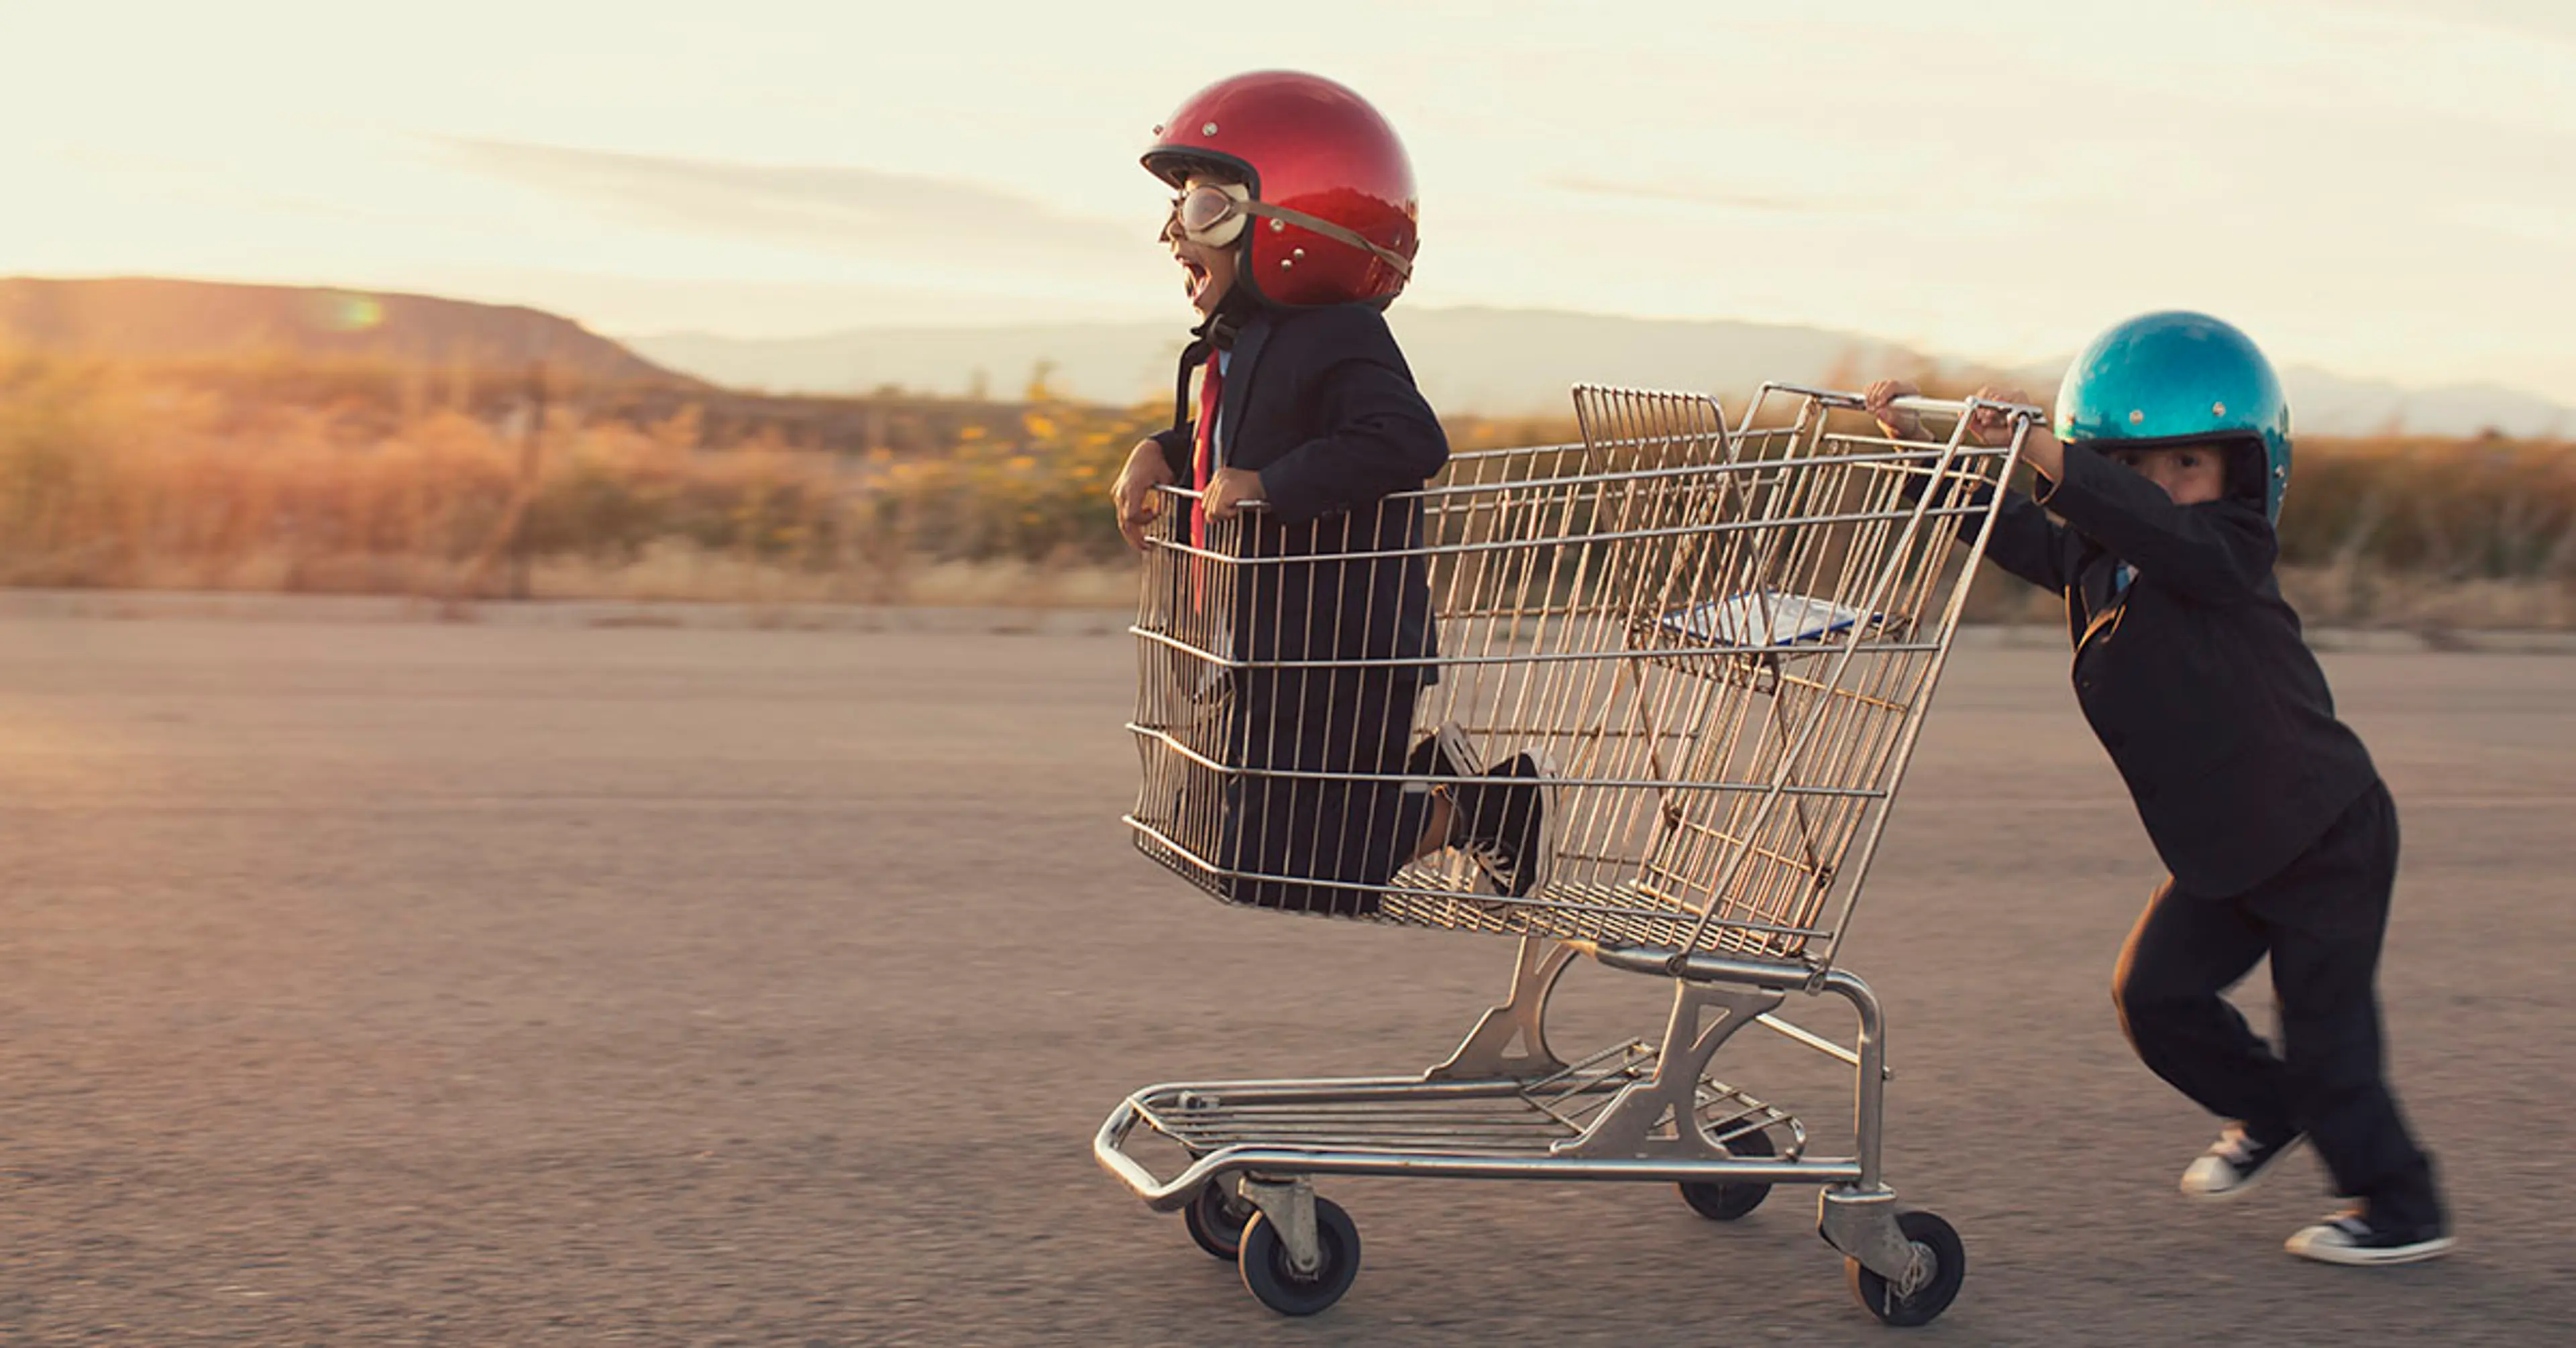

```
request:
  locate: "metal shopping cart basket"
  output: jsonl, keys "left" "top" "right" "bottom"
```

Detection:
{"left": 1098, "top": 382, "right": 2039, "bottom": 1327}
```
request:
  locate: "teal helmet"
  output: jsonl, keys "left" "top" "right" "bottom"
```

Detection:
{"left": 2055, "top": 311, "right": 2293, "bottom": 520}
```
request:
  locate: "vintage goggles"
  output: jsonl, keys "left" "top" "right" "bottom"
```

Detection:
{"left": 1163, "top": 183, "right": 1412, "bottom": 278}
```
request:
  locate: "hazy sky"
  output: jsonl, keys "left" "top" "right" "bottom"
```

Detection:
{"left": 7, "top": 0, "right": 2571, "bottom": 395}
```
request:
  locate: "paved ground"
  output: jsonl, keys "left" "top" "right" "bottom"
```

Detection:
{"left": 1, "top": 615, "right": 2569, "bottom": 1346}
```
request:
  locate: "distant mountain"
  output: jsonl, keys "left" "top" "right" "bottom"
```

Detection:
{"left": 0, "top": 276, "right": 693, "bottom": 385}
{"left": 627, "top": 308, "right": 1929, "bottom": 418}
{"left": 635, "top": 307, "right": 2576, "bottom": 439}
{"left": 2279, "top": 368, "right": 2569, "bottom": 439}
{"left": 631, "top": 320, "right": 1187, "bottom": 406}
{"left": 1392, "top": 308, "right": 1927, "bottom": 418}
{"left": 20, "top": 277, "right": 2553, "bottom": 437}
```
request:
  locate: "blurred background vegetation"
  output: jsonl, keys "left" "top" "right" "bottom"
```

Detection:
{"left": 3, "top": 350, "right": 2571, "bottom": 628}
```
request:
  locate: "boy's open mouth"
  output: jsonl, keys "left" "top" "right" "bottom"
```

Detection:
{"left": 1179, "top": 255, "right": 1211, "bottom": 300}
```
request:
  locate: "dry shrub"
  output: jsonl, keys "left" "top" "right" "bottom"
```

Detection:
{"left": 0, "top": 354, "right": 1156, "bottom": 603}
{"left": 3, "top": 352, "right": 2572, "bottom": 624}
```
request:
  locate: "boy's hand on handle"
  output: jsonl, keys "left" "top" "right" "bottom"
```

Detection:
{"left": 1112, "top": 439, "right": 1175, "bottom": 551}
{"left": 1963, "top": 385, "right": 2032, "bottom": 447}
{"left": 1966, "top": 384, "right": 2065, "bottom": 480}
{"left": 1202, "top": 467, "right": 1264, "bottom": 521}
{"left": 1864, "top": 379, "right": 1923, "bottom": 439}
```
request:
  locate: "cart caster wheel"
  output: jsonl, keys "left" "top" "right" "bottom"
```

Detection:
{"left": 1846, "top": 1210, "right": 1966, "bottom": 1327}
{"left": 1678, "top": 1126, "right": 1776, "bottom": 1221}
{"left": 1183, "top": 1181, "right": 1251, "bottom": 1261}
{"left": 1236, "top": 1197, "right": 1361, "bottom": 1316}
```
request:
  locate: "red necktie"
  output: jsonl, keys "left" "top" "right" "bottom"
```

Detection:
{"left": 1190, "top": 354, "right": 1224, "bottom": 551}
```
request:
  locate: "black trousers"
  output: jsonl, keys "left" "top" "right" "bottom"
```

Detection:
{"left": 1218, "top": 667, "right": 1432, "bottom": 918}
{"left": 2111, "top": 781, "right": 2439, "bottom": 1227}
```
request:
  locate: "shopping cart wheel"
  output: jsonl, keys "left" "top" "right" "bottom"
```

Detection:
{"left": 1678, "top": 1127, "right": 1776, "bottom": 1221}
{"left": 1845, "top": 1210, "right": 1966, "bottom": 1327}
{"left": 1236, "top": 1197, "right": 1361, "bottom": 1316}
{"left": 1183, "top": 1181, "right": 1251, "bottom": 1260}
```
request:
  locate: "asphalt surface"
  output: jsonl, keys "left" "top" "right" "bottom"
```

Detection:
{"left": 1, "top": 615, "right": 2569, "bottom": 1346}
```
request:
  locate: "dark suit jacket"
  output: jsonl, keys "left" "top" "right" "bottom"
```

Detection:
{"left": 1961, "top": 445, "right": 2379, "bottom": 896}
{"left": 1151, "top": 303, "right": 1448, "bottom": 674}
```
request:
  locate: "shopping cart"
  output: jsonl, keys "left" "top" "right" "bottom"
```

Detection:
{"left": 1099, "top": 382, "right": 2039, "bottom": 1327}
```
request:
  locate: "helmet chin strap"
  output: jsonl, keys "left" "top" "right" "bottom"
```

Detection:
{"left": 1194, "top": 285, "right": 1258, "bottom": 346}
{"left": 2225, "top": 438, "right": 2272, "bottom": 508}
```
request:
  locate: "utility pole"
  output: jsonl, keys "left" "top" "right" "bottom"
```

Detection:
{"left": 510, "top": 360, "right": 545, "bottom": 600}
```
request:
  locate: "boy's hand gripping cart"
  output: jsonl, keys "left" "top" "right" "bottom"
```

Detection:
{"left": 1100, "top": 384, "right": 2040, "bottom": 1327}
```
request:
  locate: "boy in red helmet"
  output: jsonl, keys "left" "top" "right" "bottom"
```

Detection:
{"left": 1109, "top": 70, "right": 1550, "bottom": 915}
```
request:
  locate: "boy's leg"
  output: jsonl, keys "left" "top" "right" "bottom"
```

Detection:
{"left": 2249, "top": 783, "right": 2440, "bottom": 1232}
{"left": 1313, "top": 668, "right": 1434, "bottom": 915}
{"left": 1411, "top": 793, "right": 1456, "bottom": 861}
{"left": 1218, "top": 666, "right": 1328, "bottom": 911}
{"left": 1220, "top": 667, "right": 1426, "bottom": 917}
{"left": 2112, "top": 879, "right": 2298, "bottom": 1141}
{"left": 1401, "top": 722, "right": 1479, "bottom": 859}
{"left": 1214, "top": 668, "right": 1273, "bottom": 905}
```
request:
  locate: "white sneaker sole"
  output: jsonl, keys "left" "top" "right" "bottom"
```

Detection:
{"left": 2181, "top": 1134, "right": 2305, "bottom": 1202}
{"left": 1432, "top": 722, "right": 1484, "bottom": 780}
{"left": 2284, "top": 1231, "right": 2455, "bottom": 1266}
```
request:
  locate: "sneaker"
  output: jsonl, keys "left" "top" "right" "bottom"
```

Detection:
{"left": 1405, "top": 722, "right": 1482, "bottom": 782}
{"left": 2180, "top": 1124, "right": 2304, "bottom": 1200}
{"left": 1457, "top": 752, "right": 1556, "bottom": 898}
{"left": 2285, "top": 1209, "right": 2455, "bottom": 1266}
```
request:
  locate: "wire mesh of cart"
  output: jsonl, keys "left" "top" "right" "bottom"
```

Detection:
{"left": 1099, "top": 382, "right": 2041, "bottom": 1327}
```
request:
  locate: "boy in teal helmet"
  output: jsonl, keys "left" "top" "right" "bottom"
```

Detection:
{"left": 1870, "top": 311, "right": 2447, "bottom": 1266}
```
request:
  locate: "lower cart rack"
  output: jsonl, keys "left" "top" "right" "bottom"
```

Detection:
{"left": 1130, "top": 1042, "right": 1802, "bottom": 1162}
{"left": 1094, "top": 936, "right": 1967, "bottom": 1327}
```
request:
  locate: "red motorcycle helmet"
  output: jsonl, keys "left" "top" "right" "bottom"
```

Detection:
{"left": 1143, "top": 70, "right": 1419, "bottom": 310}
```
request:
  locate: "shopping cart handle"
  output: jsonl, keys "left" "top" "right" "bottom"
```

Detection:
{"left": 1886, "top": 393, "right": 2045, "bottom": 422}
{"left": 1758, "top": 382, "right": 2045, "bottom": 422}
{"left": 1154, "top": 483, "right": 1269, "bottom": 512}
